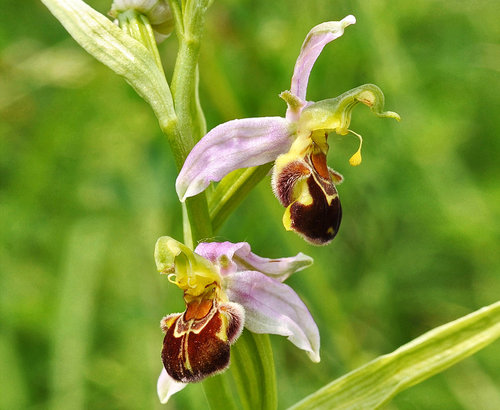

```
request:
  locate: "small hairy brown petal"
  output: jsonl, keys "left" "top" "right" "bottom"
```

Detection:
{"left": 220, "top": 302, "right": 245, "bottom": 344}
{"left": 160, "top": 313, "right": 182, "bottom": 333}
{"left": 274, "top": 161, "right": 310, "bottom": 206}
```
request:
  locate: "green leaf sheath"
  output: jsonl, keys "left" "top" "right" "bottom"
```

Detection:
{"left": 290, "top": 301, "right": 500, "bottom": 410}
{"left": 230, "top": 331, "right": 277, "bottom": 410}
{"left": 209, "top": 164, "right": 274, "bottom": 232}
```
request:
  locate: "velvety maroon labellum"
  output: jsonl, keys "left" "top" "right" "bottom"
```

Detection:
{"left": 274, "top": 151, "right": 342, "bottom": 245}
{"left": 288, "top": 176, "right": 342, "bottom": 245}
{"left": 161, "top": 298, "right": 243, "bottom": 383}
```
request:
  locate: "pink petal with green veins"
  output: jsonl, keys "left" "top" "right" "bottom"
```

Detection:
{"left": 176, "top": 117, "right": 295, "bottom": 201}
{"left": 224, "top": 270, "right": 320, "bottom": 362}
{"left": 288, "top": 15, "right": 356, "bottom": 110}
{"left": 195, "top": 241, "right": 313, "bottom": 281}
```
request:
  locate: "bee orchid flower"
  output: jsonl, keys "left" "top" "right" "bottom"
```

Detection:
{"left": 175, "top": 15, "right": 400, "bottom": 245}
{"left": 155, "top": 237, "right": 319, "bottom": 403}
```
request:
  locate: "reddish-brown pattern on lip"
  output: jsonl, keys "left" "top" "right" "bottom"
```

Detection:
{"left": 311, "top": 152, "right": 330, "bottom": 179}
{"left": 184, "top": 298, "right": 213, "bottom": 321}
{"left": 275, "top": 161, "right": 310, "bottom": 207}
{"left": 161, "top": 299, "right": 243, "bottom": 383}
{"left": 273, "top": 152, "right": 342, "bottom": 244}
{"left": 288, "top": 175, "right": 342, "bottom": 245}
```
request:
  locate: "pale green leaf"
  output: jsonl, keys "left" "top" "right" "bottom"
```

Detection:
{"left": 290, "top": 301, "right": 500, "bottom": 410}
{"left": 41, "top": 0, "right": 176, "bottom": 131}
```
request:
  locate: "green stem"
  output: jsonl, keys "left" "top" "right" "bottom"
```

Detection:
{"left": 184, "top": 195, "right": 212, "bottom": 245}
{"left": 168, "top": 2, "right": 276, "bottom": 409}
{"left": 171, "top": 0, "right": 209, "bottom": 144}
{"left": 202, "top": 374, "right": 239, "bottom": 410}
{"left": 171, "top": 39, "right": 199, "bottom": 149}
{"left": 166, "top": 0, "right": 212, "bottom": 247}
{"left": 159, "top": 117, "right": 186, "bottom": 170}
{"left": 168, "top": 2, "right": 245, "bottom": 409}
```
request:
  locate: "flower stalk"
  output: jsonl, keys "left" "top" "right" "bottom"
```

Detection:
{"left": 171, "top": 0, "right": 210, "bottom": 145}
{"left": 163, "top": 2, "right": 264, "bottom": 407}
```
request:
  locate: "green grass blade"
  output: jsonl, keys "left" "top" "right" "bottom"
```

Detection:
{"left": 50, "top": 219, "right": 109, "bottom": 410}
{"left": 290, "top": 301, "right": 500, "bottom": 410}
{"left": 201, "top": 373, "right": 239, "bottom": 410}
{"left": 0, "top": 332, "right": 29, "bottom": 410}
{"left": 229, "top": 331, "right": 277, "bottom": 410}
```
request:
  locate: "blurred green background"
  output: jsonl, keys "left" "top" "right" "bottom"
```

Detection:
{"left": 1, "top": 0, "right": 500, "bottom": 409}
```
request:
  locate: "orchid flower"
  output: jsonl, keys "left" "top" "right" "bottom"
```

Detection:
{"left": 154, "top": 236, "right": 318, "bottom": 403}
{"left": 176, "top": 15, "right": 400, "bottom": 245}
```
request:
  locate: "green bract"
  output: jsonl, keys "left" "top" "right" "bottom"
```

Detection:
{"left": 41, "top": 0, "right": 176, "bottom": 130}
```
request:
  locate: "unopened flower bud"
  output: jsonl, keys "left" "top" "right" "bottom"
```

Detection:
{"left": 110, "top": 0, "right": 174, "bottom": 42}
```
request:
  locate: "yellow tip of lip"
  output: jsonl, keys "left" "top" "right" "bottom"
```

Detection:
{"left": 282, "top": 205, "right": 293, "bottom": 231}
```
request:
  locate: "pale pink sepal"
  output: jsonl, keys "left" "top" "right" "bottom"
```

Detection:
{"left": 225, "top": 270, "right": 320, "bottom": 362}
{"left": 176, "top": 117, "right": 294, "bottom": 201}
{"left": 157, "top": 367, "right": 187, "bottom": 404}
{"left": 289, "top": 15, "right": 356, "bottom": 105}
{"left": 195, "top": 241, "right": 313, "bottom": 281}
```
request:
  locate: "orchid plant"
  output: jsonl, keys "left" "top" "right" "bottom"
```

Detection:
{"left": 42, "top": 0, "right": 500, "bottom": 408}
